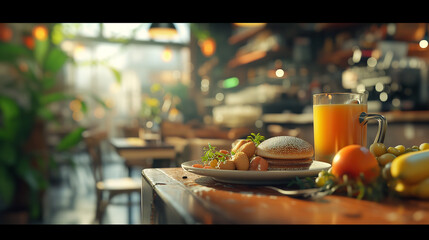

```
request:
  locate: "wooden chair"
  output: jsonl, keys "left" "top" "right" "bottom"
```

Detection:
{"left": 82, "top": 129, "right": 141, "bottom": 224}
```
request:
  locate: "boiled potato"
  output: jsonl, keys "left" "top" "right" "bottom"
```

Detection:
{"left": 237, "top": 141, "right": 256, "bottom": 159}
{"left": 233, "top": 152, "right": 249, "bottom": 170}
{"left": 218, "top": 160, "right": 236, "bottom": 170}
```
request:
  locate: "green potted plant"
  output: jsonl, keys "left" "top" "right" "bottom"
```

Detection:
{"left": 0, "top": 24, "right": 114, "bottom": 223}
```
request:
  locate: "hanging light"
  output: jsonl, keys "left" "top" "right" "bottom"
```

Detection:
{"left": 233, "top": 23, "right": 266, "bottom": 28}
{"left": 148, "top": 23, "right": 178, "bottom": 39}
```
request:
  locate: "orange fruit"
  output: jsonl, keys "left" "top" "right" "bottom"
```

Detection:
{"left": 331, "top": 144, "right": 380, "bottom": 183}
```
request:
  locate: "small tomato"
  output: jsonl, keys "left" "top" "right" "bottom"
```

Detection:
{"left": 331, "top": 144, "right": 380, "bottom": 183}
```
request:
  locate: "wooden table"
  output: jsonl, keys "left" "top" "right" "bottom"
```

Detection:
{"left": 109, "top": 137, "right": 177, "bottom": 169}
{"left": 141, "top": 167, "right": 429, "bottom": 224}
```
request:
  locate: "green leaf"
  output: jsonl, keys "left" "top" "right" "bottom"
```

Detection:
{"left": 0, "top": 43, "right": 31, "bottom": 62}
{"left": 246, "top": 133, "right": 265, "bottom": 147}
{"left": 34, "top": 39, "right": 49, "bottom": 66}
{"left": 36, "top": 106, "right": 55, "bottom": 121}
{"left": 0, "top": 96, "right": 21, "bottom": 142}
{"left": 0, "top": 142, "right": 16, "bottom": 166}
{"left": 0, "top": 164, "right": 15, "bottom": 210}
{"left": 16, "top": 157, "right": 38, "bottom": 191}
{"left": 41, "top": 76, "right": 56, "bottom": 90}
{"left": 56, "top": 127, "right": 85, "bottom": 151}
{"left": 51, "top": 24, "right": 64, "bottom": 45}
{"left": 80, "top": 99, "right": 87, "bottom": 114}
{"left": 90, "top": 94, "right": 108, "bottom": 109}
{"left": 39, "top": 92, "right": 75, "bottom": 106}
{"left": 108, "top": 65, "right": 121, "bottom": 84}
{"left": 44, "top": 47, "right": 69, "bottom": 73}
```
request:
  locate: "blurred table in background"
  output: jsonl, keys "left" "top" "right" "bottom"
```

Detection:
{"left": 109, "top": 137, "right": 176, "bottom": 171}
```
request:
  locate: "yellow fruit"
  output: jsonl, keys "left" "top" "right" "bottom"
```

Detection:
{"left": 392, "top": 178, "right": 429, "bottom": 199}
{"left": 369, "top": 142, "right": 386, "bottom": 157}
{"left": 387, "top": 146, "right": 401, "bottom": 156}
{"left": 419, "top": 143, "right": 429, "bottom": 151}
{"left": 394, "top": 145, "right": 405, "bottom": 155}
{"left": 377, "top": 153, "right": 396, "bottom": 166}
{"left": 390, "top": 149, "right": 429, "bottom": 184}
{"left": 315, "top": 176, "right": 326, "bottom": 187}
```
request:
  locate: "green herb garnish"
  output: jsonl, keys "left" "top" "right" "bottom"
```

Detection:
{"left": 246, "top": 133, "right": 265, "bottom": 147}
{"left": 201, "top": 143, "right": 230, "bottom": 164}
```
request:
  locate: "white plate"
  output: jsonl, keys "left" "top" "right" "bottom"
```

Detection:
{"left": 181, "top": 160, "right": 331, "bottom": 185}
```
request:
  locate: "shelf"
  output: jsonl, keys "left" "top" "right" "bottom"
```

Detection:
{"left": 408, "top": 42, "right": 429, "bottom": 60}
{"left": 228, "top": 25, "right": 266, "bottom": 45}
{"left": 314, "top": 23, "right": 363, "bottom": 32}
{"left": 317, "top": 49, "right": 353, "bottom": 67}
{"left": 227, "top": 47, "right": 289, "bottom": 69}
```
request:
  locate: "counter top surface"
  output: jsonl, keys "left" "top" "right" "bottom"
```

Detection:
{"left": 142, "top": 167, "right": 429, "bottom": 224}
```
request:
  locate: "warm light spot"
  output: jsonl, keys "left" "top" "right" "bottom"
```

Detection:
{"left": 162, "top": 47, "right": 173, "bottom": 62}
{"left": 200, "top": 38, "right": 216, "bottom": 57}
{"left": 73, "top": 44, "right": 85, "bottom": 57}
{"left": 275, "top": 69, "right": 284, "bottom": 78}
{"left": 72, "top": 111, "right": 84, "bottom": 121}
{"left": 23, "top": 36, "right": 34, "bottom": 49}
{"left": 33, "top": 25, "right": 48, "bottom": 41}
{"left": 69, "top": 99, "right": 82, "bottom": 111}
{"left": 145, "top": 120, "right": 154, "bottom": 129}
{"left": 93, "top": 106, "right": 105, "bottom": 119}
{"left": 201, "top": 78, "right": 210, "bottom": 92}
{"left": 18, "top": 61, "right": 28, "bottom": 72}
{"left": 215, "top": 92, "right": 224, "bottom": 101}
{"left": 0, "top": 24, "right": 12, "bottom": 42}
{"left": 233, "top": 23, "right": 266, "bottom": 27}
{"left": 367, "top": 57, "right": 377, "bottom": 67}
{"left": 419, "top": 39, "right": 428, "bottom": 48}
{"left": 149, "top": 28, "right": 177, "bottom": 39}
{"left": 379, "top": 92, "right": 388, "bottom": 102}
{"left": 104, "top": 98, "right": 114, "bottom": 108}
{"left": 109, "top": 82, "right": 121, "bottom": 93}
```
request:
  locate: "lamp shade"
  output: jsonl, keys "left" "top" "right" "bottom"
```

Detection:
{"left": 149, "top": 23, "right": 178, "bottom": 39}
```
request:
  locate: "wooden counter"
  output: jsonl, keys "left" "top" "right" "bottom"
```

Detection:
{"left": 141, "top": 167, "right": 429, "bottom": 224}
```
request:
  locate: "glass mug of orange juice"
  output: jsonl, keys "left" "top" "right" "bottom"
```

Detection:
{"left": 313, "top": 92, "right": 387, "bottom": 163}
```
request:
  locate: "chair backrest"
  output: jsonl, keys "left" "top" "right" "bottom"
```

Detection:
{"left": 82, "top": 129, "right": 108, "bottom": 183}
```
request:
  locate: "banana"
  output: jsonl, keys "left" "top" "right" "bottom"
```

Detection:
{"left": 393, "top": 178, "right": 429, "bottom": 199}
{"left": 390, "top": 149, "right": 429, "bottom": 184}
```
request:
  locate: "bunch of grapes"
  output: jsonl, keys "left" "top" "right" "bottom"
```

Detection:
{"left": 370, "top": 142, "right": 429, "bottom": 167}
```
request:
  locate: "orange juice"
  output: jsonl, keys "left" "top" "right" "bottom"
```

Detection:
{"left": 313, "top": 103, "right": 367, "bottom": 163}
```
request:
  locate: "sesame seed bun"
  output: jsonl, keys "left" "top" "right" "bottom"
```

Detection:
{"left": 256, "top": 136, "right": 314, "bottom": 160}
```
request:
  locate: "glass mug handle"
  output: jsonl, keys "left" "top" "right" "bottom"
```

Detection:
{"left": 359, "top": 112, "right": 387, "bottom": 144}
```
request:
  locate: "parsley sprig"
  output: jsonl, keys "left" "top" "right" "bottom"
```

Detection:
{"left": 201, "top": 143, "right": 230, "bottom": 164}
{"left": 246, "top": 133, "right": 265, "bottom": 147}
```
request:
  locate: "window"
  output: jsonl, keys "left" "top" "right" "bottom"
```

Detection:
{"left": 58, "top": 23, "right": 191, "bottom": 131}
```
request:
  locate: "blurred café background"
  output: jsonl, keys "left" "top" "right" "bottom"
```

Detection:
{"left": 1, "top": 22, "right": 429, "bottom": 224}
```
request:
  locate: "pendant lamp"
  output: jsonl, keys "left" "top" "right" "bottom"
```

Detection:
{"left": 149, "top": 23, "right": 178, "bottom": 39}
